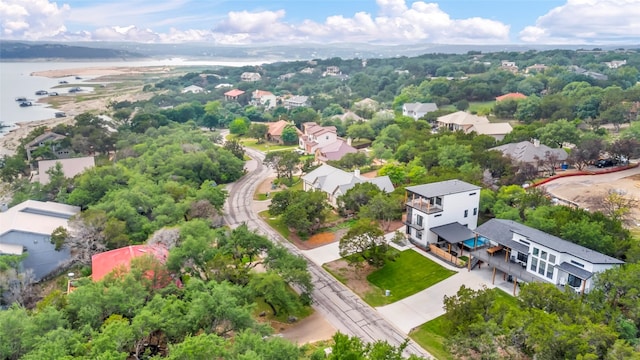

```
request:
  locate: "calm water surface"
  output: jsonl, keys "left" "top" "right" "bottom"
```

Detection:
{"left": 0, "top": 58, "right": 264, "bottom": 136}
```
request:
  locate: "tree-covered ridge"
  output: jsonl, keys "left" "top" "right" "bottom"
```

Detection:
{"left": 442, "top": 263, "right": 640, "bottom": 360}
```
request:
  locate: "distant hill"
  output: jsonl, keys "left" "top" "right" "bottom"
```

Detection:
{"left": 0, "top": 42, "right": 146, "bottom": 60}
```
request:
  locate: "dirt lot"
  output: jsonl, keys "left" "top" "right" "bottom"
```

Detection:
{"left": 541, "top": 167, "right": 640, "bottom": 228}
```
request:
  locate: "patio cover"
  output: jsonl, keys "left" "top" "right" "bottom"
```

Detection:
{"left": 431, "top": 222, "right": 475, "bottom": 244}
{"left": 498, "top": 238, "right": 529, "bottom": 254}
{"left": 558, "top": 262, "right": 593, "bottom": 280}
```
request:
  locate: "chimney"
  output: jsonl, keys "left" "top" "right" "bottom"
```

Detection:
{"left": 533, "top": 139, "right": 540, "bottom": 147}
{"left": 354, "top": 169, "right": 360, "bottom": 178}
{"left": 347, "top": 137, "right": 352, "bottom": 146}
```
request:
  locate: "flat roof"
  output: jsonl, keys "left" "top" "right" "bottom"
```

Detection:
{"left": 406, "top": 179, "right": 480, "bottom": 198}
{"left": 431, "top": 222, "right": 475, "bottom": 244}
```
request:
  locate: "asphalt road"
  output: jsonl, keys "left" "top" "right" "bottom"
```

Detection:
{"left": 223, "top": 147, "right": 432, "bottom": 359}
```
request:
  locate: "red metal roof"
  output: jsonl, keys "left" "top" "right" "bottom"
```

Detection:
{"left": 91, "top": 245, "right": 169, "bottom": 281}
{"left": 224, "top": 89, "right": 245, "bottom": 97}
{"left": 496, "top": 92, "right": 527, "bottom": 102}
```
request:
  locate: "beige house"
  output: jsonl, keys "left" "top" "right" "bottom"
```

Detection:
{"left": 240, "top": 72, "right": 261, "bottom": 82}
{"left": 36, "top": 156, "right": 95, "bottom": 185}
{"left": 299, "top": 122, "right": 338, "bottom": 154}
{"left": 437, "top": 111, "right": 512, "bottom": 140}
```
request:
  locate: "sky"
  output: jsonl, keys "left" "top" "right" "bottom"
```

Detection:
{"left": 1, "top": 0, "right": 639, "bottom": 45}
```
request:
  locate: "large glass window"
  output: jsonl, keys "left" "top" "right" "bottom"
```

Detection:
{"left": 538, "top": 260, "right": 546, "bottom": 275}
{"left": 532, "top": 248, "right": 539, "bottom": 256}
{"left": 464, "top": 210, "right": 468, "bottom": 218}
{"left": 567, "top": 274, "right": 582, "bottom": 288}
{"left": 546, "top": 265, "right": 554, "bottom": 279}
{"left": 435, "top": 197, "right": 442, "bottom": 206}
{"left": 540, "top": 250, "right": 547, "bottom": 260}
{"left": 416, "top": 215, "right": 423, "bottom": 227}
{"left": 548, "top": 254, "right": 556, "bottom": 264}
{"left": 415, "top": 230, "right": 423, "bottom": 239}
{"left": 530, "top": 261, "right": 537, "bottom": 272}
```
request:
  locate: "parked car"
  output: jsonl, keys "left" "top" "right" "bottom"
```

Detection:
{"left": 596, "top": 158, "right": 617, "bottom": 168}
{"left": 48, "top": 92, "right": 59, "bottom": 96}
{"left": 35, "top": 90, "right": 48, "bottom": 95}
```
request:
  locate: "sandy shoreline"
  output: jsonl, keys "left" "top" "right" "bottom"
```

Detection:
{"left": 1, "top": 66, "right": 164, "bottom": 156}
{"left": 31, "top": 65, "right": 172, "bottom": 78}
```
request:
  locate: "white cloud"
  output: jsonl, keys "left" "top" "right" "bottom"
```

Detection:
{"left": 0, "top": 0, "right": 69, "bottom": 39}
{"left": 519, "top": 0, "right": 640, "bottom": 44}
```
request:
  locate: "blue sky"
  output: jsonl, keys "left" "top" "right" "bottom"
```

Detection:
{"left": 1, "top": 0, "right": 639, "bottom": 45}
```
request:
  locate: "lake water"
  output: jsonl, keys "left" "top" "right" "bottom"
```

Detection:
{"left": 0, "top": 58, "right": 265, "bottom": 136}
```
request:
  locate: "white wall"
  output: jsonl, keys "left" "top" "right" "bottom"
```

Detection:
{"left": 408, "top": 189, "right": 480, "bottom": 247}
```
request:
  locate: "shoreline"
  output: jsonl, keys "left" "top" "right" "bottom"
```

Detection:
{"left": 2, "top": 65, "right": 163, "bottom": 157}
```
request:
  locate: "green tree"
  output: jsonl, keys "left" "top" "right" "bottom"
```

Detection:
{"left": 359, "top": 193, "right": 403, "bottom": 231}
{"left": 268, "top": 190, "right": 329, "bottom": 237}
{"left": 264, "top": 151, "right": 300, "bottom": 183}
{"left": 346, "top": 123, "right": 375, "bottom": 142}
{"left": 249, "top": 272, "right": 299, "bottom": 316}
{"left": 339, "top": 218, "right": 393, "bottom": 268}
{"left": 280, "top": 125, "right": 299, "bottom": 145}
{"left": 247, "top": 123, "right": 268, "bottom": 143}
{"left": 223, "top": 139, "right": 245, "bottom": 160}
{"left": 535, "top": 119, "right": 581, "bottom": 147}
{"left": 337, "top": 182, "right": 381, "bottom": 214}
{"left": 229, "top": 118, "right": 250, "bottom": 135}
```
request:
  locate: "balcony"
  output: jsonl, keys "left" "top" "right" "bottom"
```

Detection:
{"left": 405, "top": 198, "right": 443, "bottom": 214}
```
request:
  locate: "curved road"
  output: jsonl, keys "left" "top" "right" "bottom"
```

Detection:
{"left": 223, "top": 147, "right": 431, "bottom": 359}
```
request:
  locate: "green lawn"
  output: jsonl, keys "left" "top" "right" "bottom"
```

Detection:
{"left": 238, "top": 137, "right": 299, "bottom": 152}
{"left": 410, "top": 316, "right": 452, "bottom": 360}
{"left": 365, "top": 250, "right": 456, "bottom": 306}
{"left": 259, "top": 210, "right": 290, "bottom": 239}
{"left": 410, "top": 288, "right": 517, "bottom": 359}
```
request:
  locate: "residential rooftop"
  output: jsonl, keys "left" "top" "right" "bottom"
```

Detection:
{"left": 406, "top": 179, "right": 480, "bottom": 198}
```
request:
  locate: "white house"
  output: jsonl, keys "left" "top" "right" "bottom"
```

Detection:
{"left": 284, "top": 95, "right": 309, "bottom": 109}
{"left": 402, "top": 103, "right": 438, "bottom": 120}
{"left": 302, "top": 164, "right": 394, "bottom": 207}
{"left": 0, "top": 200, "right": 80, "bottom": 281}
{"left": 404, "top": 180, "right": 481, "bottom": 249}
{"left": 181, "top": 85, "right": 204, "bottom": 94}
{"left": 251, "top": 90, "right": 277, "bottom": 109}
{"left": 474, "top": 219, "right": 624, "bottom": 294}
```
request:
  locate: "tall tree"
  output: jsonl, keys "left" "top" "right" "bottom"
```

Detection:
{"left": 339, "top": 218, "right": 393, "bottom": 268}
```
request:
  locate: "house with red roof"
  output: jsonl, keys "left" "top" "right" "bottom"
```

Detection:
{"left": 496, "top": 92, "right": 528, "bottom": 102}
{"left": 91, "top": 245, "right": 178, "bottom": 288}
{"left": 266, "top": 120, "right": 294, "bottom": 144}
{"left": 224, "top": 89, "right": 245, "bottom": 101}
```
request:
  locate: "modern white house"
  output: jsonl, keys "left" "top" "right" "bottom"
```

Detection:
{"left": 0, "top": 200, "right": 80, "bottom": 281}
{"left": 302, "top": 164, "right": 394, "bottom": 207}
{"left": 404, "top": 180, "right": 481, "bottom": 249}
{"left": 473, "top": 219, "right": 624, "bottom": 294}
{"left": 402, "top": 102, "right": 438, "bottom": 120}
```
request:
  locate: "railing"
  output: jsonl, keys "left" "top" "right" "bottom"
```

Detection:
{"left": 405, "top": 199, "right": 443, "bottom": 214}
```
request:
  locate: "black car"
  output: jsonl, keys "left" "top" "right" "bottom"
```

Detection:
{"left": 596, "top": 158, "right": 617, "bottom": 168}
